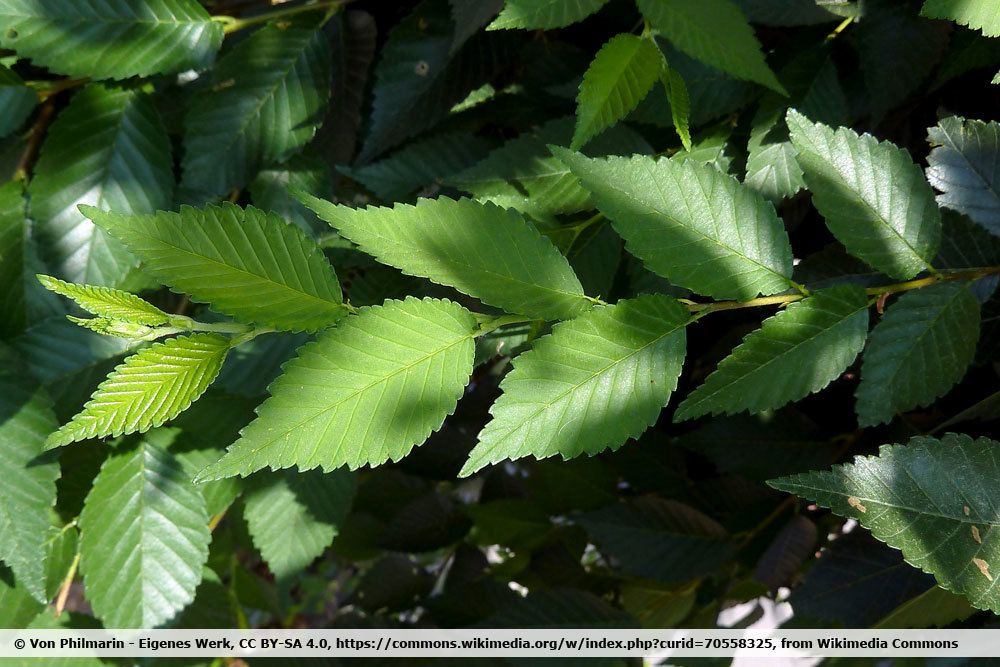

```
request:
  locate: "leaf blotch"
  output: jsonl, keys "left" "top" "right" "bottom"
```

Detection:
{"left": 973, "top": 557, "right": 993, "bottom": 581}
{"left": 847, "top": 496, "right": 867, "bottom": 513}
{"left": 972, "top": 525, "right": 983, "bottom": 545}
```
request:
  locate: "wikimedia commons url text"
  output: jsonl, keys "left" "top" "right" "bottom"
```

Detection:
{"left": 0, "top": 629, "right": 992, "bottom": 658}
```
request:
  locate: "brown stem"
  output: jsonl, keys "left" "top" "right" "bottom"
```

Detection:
{"left": 13, "top": 101, "right": 56, "bottom": 181}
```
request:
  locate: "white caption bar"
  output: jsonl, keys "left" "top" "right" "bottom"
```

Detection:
{"left": 0, "top": 629, "right": 995, "bottom": 658}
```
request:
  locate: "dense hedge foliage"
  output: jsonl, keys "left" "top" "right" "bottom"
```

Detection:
{"left": 1, "top": 0, "right": 1000, "bottom": 659}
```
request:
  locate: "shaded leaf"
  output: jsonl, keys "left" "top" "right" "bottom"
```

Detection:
{"left": 0, "top": 65, "right": 34, "bottom": 138}
{"left": 244, "top": 468, "right": 356, "bottom": 581}
{"left": 855, "top": 282, "right": 980, "bottom": 426}
{"left": 927, "top": 116, "right": 1000, "bottom": 237}
{"left": 29, "top": 84, "right": 173, "bottom": 287}
{"left": 771, "top": 433, "right": 1000, "bottom": 615}
{"left": 636, "top": 0, "right": 785, "bottom": 93}
{"left": 181, "top": 21, "right": 331, "bottom": 199}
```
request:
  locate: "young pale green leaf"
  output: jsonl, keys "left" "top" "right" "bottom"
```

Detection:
{"left": 554, "top": 149, "right": 794, "bottom": 300}
{"left": 572, "top": 34, "right": 662, "bottom": 150}
{"left": 244, "top": 469, "right": 356, "bottom": 581}
{"left": 675, "top": 285, "right": 870, "bottom": 421}
{"left": 921, "top": 0, "right": 1000, "bottom": 37}
{"left": 297, "top": 194, "right": 592, "bottom": 321}
{"left": 927, "top": 116, "right": 1000, "bottom": 237}
{"left": 460, "top": 295, "right": 689, "bottom": 476}
{"left": 769, "top": 433, "right": 1000, "bottom": 614}
{"left": 0, "top": 374, "right": 59, "bottom": 603}
{"left": 856, "top": 282, "right": 980, "bottom": 426}
{"left": 446, "top": 117, "right": 651, "bottom": 219}
{"left": 29, "top": 85, "right": 173, "bottom": 287}
{"left": 82, "top": 204, "right": 348, "bottom": 332}
{"left": 47, "top": 333, "right": 230, "bottom": 448}
{"left": 660, "top": 65, "right": 692, "bottom": 152}
{"left": 488, "top": 0, "right": 609, "bottom": 29}
{"left": 636, "top": 0, "right": 785, "bottom": 94}
{"left": 37, "top": 275, "right": 172, "bottom": 327}
{"left": 0, "top": 65, "right": 34, "bottom": 138}
{"left": 181, "top": 22, "right": 331, "bottom": 199}
{"left": 574, "top": 497, "right": 736, "bottom": 582}
{"left": 788, "top": 109, "right": 942, "bottom": 279}
{"left": 197, "top": 298, "right": 477, "bottom": 479}
{"left": 80, "top": 430, "right": 210, "bottom": 628}
{"left": 0, "top": 0, "right": 222, "bottom": 80}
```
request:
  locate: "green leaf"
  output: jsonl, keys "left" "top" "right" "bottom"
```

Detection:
{"left": 297, "top": 194, "right": 592, "bottom": 321}
{"left": 0, "top": 65, "right": 34, "bottom": 138}
{"left": 488, "top": 0, "right": 609, "bottom": 29}
{"left": 80, "top": 430, "right": 210, "bottom": 628}
{"left": 0, "top": 564, "right": 43, "bottom": 628}
{"left": 181, "top": 22, "right": 331, "bottom": 199}
{"left": 0, "top": 374, "right": 59, "bottom": 602}
{"left": 927, "top": 116, "right": 1000, "bottom": 237}
{"left": 875, "top": 585, "right": 975, "bottom": 629}
{"left": 855, "top": 282, "right": 980, "bottom": 427}
{"left": 460, "top": 295, "right": 689, "bottom": 476}
{"left": 29, "top": 84, "right": 174, "bottom": 287}
{"left": 37, "top": 275, "right": 172, "bottom": 327}
{"left": 83, "top": 204, "right": 348, "bottom": 332}
{"left": 554, "top": 149, "right": 794, "bottom": 300}
{"left": 197, "top": 298, "right": 477, "bottom": 479}
{"left": 0, "top": 0, "right": 222, "bottom": 80}
{"left": 769, "top": 433, "right": 1000, "bottom": 614}
{"left": 572, "top": 34, "right": 662, "bottom": 150}
{"left": 575, "top": 497, "right": 736, "bottom": 582}
{"left": 47, "top": 333, "right": 231, "bottom": 448}
{"left": 244, "top": 468, "right": 356, "bottom": 581}
{"left": 675, "top": 285, "right": 870, "bottom": 420}
{"left": 636, "top": 0, "right": 785, "bottom": 94}
{"left": 787, "top": 109, "right": 942, "bottom": 279}
{"left": 660, "top": 65, "right": 692, "bottom": 152}
{"left": 922, "top": 0, "right": 1000, "bottom": 37}
{"left": 446, "top": 117, "right": 651, "bottom": 219}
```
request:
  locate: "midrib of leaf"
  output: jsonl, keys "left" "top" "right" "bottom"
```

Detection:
{"left": 487, "top": 315, "right": 691, "bottom": 442}
{"left": 345, "top": 223, "right": 592, "bottom": 306}
{"left": 108, "top": 223, "right": 340, "bottom": 311}
{"left": 223, "top": 330, "right": 475, "bottom": 465}
{"left": 603, "top": 162, "right": 788, "bottom": 284}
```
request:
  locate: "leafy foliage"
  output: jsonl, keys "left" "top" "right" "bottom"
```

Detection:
{"left": 3, "top": 0, "right": 1000, "bottom": 642}
{"left": 855, "top": 282, "right": 981, "bottom": 426}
